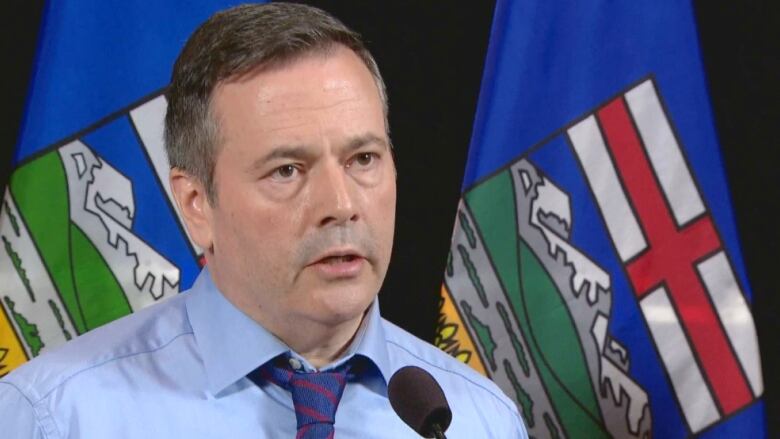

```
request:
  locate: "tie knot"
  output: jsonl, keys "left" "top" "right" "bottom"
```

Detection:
{"left": 253, "top": 355, "right": 352, "bottom": 436}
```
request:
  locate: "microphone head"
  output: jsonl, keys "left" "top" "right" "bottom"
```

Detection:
{"left": 387, "top": 366, "right": 452, "bottom": 437}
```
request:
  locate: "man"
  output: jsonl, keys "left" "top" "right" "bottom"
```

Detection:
{"left": 0, "top": 3, "right": 527, "bottom": 437}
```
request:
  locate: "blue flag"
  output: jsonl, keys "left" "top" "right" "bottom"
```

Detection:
{"left": 438, "top": 1, "right": 766, "bottom": 437}
{"left": 0, "top": 1, "right": 256, "bottom": 375}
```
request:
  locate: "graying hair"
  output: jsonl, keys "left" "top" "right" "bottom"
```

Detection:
{"left": 164, "top": 2, "right": 388, "bottom": 202}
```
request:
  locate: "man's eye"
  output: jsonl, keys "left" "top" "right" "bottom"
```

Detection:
{"left": 350, "top": 152, "right": 377, "bottom": 168}
{"left": 271, "top": 164, "right": 298, "bottom": 180}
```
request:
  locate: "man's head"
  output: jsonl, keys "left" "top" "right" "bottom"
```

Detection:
{"left": 166, "top": 3, "right": 396, "bottom": 359}
{"left": 165, "top": 3, "right": 388, "bottom": 202}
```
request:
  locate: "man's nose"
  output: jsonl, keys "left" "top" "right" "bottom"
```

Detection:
{"left": 313, "top": 161, "right": 359, "bottom": 227}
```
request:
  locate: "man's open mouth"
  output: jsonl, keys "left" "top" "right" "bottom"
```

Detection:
{"left": 319, "top": 255, "right": 360, "bottom": 264}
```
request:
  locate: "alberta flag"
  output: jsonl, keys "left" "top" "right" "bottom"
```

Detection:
{"left": 0, "top": 1, "right": 255, "bottom": 376}
{"left": 437, "top": 1, "right": 766, "bottom": 438}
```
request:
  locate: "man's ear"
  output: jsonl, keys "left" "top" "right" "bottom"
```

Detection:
{"left": 169, "top": 168, "right": 214, "bottom": 252}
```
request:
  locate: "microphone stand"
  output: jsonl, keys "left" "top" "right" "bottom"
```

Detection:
{"left": 432, "top": 423, "right": 447, "bottom": 439}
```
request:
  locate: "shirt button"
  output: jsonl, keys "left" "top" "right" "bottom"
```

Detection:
{"left": 288, "top": 357, "right": 302, "bottom": 371}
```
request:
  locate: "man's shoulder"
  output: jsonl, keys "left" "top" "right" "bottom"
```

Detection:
{"left": 380, "top": 318, "right": 518, "bottom": 415}
{"left": 1, "top": 292, "right": 192, "bottom": 403}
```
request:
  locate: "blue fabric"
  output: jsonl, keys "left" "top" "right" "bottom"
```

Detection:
{"left": 4, "top": 1, "right": 255, "bottom": 363}
{"left": 14, "top": 0, "right": 248, "bottom": 163}
{"left": 0, "top": 269, "right": 527, "bottom": 438}
{"left": 253, "top": 355, "right": 351, "bottom": 438}
{"left": 458, "top": 0, "right": 766, "bottom": 437}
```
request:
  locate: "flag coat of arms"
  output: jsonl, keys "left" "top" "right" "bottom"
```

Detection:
{"left": 0, "top": 0, "right": 251, "bottom": 376}
{"left": 437, "top": 1, "right": 766, "bottom": 438}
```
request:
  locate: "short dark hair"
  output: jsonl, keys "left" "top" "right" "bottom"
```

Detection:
{"left": 164, "top": 2, "right": 388, "bottom": 201}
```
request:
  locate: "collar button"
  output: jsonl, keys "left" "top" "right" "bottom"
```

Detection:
{"left": 288, "top": 357, "right": 302, "bottom": 371}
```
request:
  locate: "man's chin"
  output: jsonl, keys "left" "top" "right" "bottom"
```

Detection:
{"left": 303, "top": 287, "right": 376, "bottom": 325}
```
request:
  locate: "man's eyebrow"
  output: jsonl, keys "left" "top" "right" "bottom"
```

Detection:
{"left": 250, "top": 145, "right": 314, "bottom": 170}
{"left": 249, "top": 134, "right": 388, "bottom": 170}
{"left": 342, "top": 133, "right": 389, "bottom": 154}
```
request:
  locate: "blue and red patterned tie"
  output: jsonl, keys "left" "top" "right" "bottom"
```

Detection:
{"left": 253, "top": 355, "right": 351, "bottom": 439}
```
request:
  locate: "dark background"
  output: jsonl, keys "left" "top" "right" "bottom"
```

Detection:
{"left": 2, "top": 0, "right": 777, "bottom": 434}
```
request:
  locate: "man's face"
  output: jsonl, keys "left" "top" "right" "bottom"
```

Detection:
{"left": 202, "top": 46, "right": 395, "bottom": 333}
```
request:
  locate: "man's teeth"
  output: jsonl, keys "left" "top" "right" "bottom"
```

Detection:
{"left": 323, "top": 255, "right": 355, "bottom": 264}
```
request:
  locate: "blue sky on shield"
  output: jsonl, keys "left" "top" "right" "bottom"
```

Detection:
{"left": 464, "top": 0, "right": 754, "bottom": 311}
{"left": 466, "top": 0, "right": 764, "bottom": 435}
{"left": 529, "top": 133, "right": 765, "bottom": 438}
{"left": 82, "top": 116, "right": 201, "bottom": 289}
{"left": 14, "top": 0, "right": 250, "bottom": 163}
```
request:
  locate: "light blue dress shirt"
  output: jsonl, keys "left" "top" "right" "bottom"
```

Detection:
{"left": 0, "top": 269, "right": 527, "bottom": 438}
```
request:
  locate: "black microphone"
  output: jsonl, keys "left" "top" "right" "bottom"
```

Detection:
{"left": 387, "top": 366, "right": 452, "bottom": 439}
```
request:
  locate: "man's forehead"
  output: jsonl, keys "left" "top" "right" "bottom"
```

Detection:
{"left": 215, "top": 49, "right": 379, "bottom": 113}
{"left": 216, "top": 46, "right": 374, "bottom": 99}
{"left": 210, "top": 47, "right": 387, "bottom": 161}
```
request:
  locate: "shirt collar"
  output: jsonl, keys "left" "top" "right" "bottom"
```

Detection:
{"left": 345, "top": 296, "right": 393, "bottom": 385}
{"left": 185, "top": 268, "right": 393, "bottom": 396}
{"left": 185, "top": 268, "right": 288, "bottom": 395}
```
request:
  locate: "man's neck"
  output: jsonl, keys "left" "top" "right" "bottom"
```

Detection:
{"left": 275, "top": 313, "right": 366, "bottom": 369}
{"left": 220, "top": 289, "right": 369, "bottom": 369}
